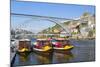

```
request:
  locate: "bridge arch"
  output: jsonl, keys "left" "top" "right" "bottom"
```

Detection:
{"left": 11, "top": 13, "right": 72, "bottom": 36}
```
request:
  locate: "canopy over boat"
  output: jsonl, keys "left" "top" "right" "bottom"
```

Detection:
{"left": 55, "top": 38, "right": 66, "bottom": 40}
{"left": 19, "top": 39, "right": 30, "bottom": 41}
{"left": 37, "top": 39, "right": 47, "bottom": 41}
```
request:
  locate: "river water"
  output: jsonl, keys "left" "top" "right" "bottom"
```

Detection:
{"left": 13, "top": 39, "right": 95, "bottom": 67}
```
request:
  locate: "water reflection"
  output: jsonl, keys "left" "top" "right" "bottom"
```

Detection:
{"left": 34, "top": 52, "right": 52, "bottom": 64}
{"left": 18, "top": 53, "right": 30, "bottom": 62}
{"left": 14, "top": 52, "right": 32, "bottom": 66}
{"left": 16, "top": 51, "right": 74, "bottom": 65}
{"left": 14, "top": 52, "right": 53, "bottom": 66}
{"left": 53, "top": 51, "right": 74, "bottom": 63}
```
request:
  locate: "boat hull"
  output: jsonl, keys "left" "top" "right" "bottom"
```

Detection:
{"left": 53, "top": 46, "right": 74, "bottom": 53}
{"left": 33, "top": 48, "right": 53, "bottom": 55}
{"left": 17, "top": 48, "right": 31, "bottom": 53}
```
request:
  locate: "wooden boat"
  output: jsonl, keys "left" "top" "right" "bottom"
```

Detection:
{"left": 17, "top": 39, "right": 31, "bottom": 53}
{"left": 52, "top": 38, "right": 74, "bottom": 53}
{"left": 32, "top": 39, "right": 52, "bottom": 54}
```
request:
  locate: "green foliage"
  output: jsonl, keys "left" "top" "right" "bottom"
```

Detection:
{"left": 71, "top": 31, "right": 78, "bottom": 35}
{"left": 63, "top": 21, "right": 70, "bottom": 25}
{"left": 83, "top": 12, "right": 90, "bottom": 17}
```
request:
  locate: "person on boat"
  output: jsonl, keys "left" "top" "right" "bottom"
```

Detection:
{"left": 55, "top": 41, "right": 63, "bottom": 48}
{"left": 42, "top": 40, "right": 52, "bottom": 51}
{"left": 34, "top": 41, "right": 42, "bottom": 49}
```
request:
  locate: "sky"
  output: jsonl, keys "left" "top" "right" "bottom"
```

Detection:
{"left": 11, "top": 1, "right": 95, "bottom": 33}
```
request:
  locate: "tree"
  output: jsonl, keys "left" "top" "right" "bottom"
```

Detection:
{"left": 82, "top": 12, "right": 90, "bottom": 17}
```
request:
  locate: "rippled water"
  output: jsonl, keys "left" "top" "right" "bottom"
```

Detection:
{"left": 13, "top": 39, "right": 95, "bottom": 67}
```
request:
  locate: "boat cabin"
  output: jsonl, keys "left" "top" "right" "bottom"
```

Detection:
{"left": 33, "top": 39, "right": 52, "bottom": 49}
{"left": 18, "top": 39, "right": 31, "bottom": 52}
{"left": 52, "top": 38, "right": 71, "bottom": 48}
